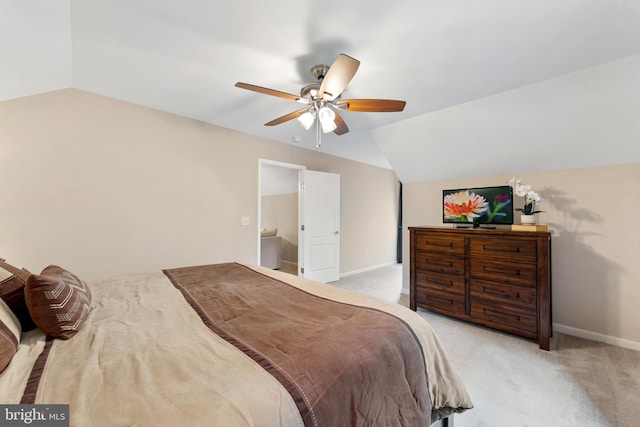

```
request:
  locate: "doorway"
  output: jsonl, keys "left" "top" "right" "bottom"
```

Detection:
{"left": 258, "top": 160, "right": 304, "bottom": 275}
{"left": 258, "top": 159, "right": 341, "bottom": 282}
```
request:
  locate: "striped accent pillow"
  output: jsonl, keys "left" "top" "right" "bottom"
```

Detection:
{"left": 0, "top": 259, "right": 36, "bottom": 331}
{"left": 25, "top": 265, "right": 92, "bottom": 340}
{"left": 0, "top": 298, "right": 20, "bottom": 373}
{"left": 0, "top": 276, "right": 37, "bottom": 331}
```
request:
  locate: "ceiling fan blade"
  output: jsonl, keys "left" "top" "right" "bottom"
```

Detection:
{"left": 264, "top": 109, "right": 309, "bottom": 126}
{"left": 333, "top": 112, "right": 349, "bottom": 135}
{"left": 318, "top": 54, "right": 360, "bottom": 101}
{"left": 235, "top": 82, "right": 308, "bottom": 104}
{"left": 335, "top": 99, "right": 406, "bottom": 112}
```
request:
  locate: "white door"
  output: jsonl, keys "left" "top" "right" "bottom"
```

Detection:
{"left": 300, "top": 170, "right": 340, "bottom": 283}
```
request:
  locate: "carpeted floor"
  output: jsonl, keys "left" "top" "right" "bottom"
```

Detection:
{"left": 332, "top": 264, "right": 640, "bottom": 427}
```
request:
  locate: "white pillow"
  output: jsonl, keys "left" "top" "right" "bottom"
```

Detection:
{"left": 261, "top": 228, "right": 278, "bottom": 237}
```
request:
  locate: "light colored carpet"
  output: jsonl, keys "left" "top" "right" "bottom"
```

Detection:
{"left": 332, "top": 264, "right": 640, "bottom": 427}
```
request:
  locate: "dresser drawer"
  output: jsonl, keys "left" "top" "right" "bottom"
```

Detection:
{"left": 470, "top": 237, "right": 536, "bottom": 262}
{"left": 414, "top": 233, "right": 465, "bottom": 255}
{"left": 470, "top": 279, "right": 536, "bottom": 310}
{"left": 470, "top": 300, "right": 537, "bottom": 339}
{"left": 470, "top": 258, "right": 537, "bottom": 286}
{"left": 414, "top": 252, "right": 465, "bottom": 275}
{"left": 415, "top": 269, "right": 465, "bottom": 294}
{"left": 416, "top": 287, "right": 466, "bottom": 317}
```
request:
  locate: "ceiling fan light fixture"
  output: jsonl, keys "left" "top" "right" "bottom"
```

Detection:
{"left": 297, "top": 110, "right": 315, "bottom": 130}
{"left": 321, "top": 119, "right": 337, "bottom": 134}
{"left": 318, "top": 106, "right": 336, "bottom": 133}
{"left": 235, "top": 53, "right": 405, "bottom": 147}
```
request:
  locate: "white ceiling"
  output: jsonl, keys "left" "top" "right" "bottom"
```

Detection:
{"left": 3, "top": 0, "right": 640, "bottom": 181}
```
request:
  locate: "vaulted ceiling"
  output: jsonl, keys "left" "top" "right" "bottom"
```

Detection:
{"left": 3, "top": 1, "right": 640, "bottom": 182}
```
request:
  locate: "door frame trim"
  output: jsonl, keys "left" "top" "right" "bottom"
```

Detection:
{"left": 258, "top": 159, "right": 306, "bottom": 273}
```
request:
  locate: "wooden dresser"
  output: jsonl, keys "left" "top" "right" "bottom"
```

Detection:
{"left": 409, "top": 227, "right": 552, "bottom": 350}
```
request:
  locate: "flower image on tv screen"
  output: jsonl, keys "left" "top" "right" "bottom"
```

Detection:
{"left": 442, "top": 185, "right": 513, "bottom": 225}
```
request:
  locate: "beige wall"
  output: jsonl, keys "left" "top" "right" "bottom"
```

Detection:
{"left": 403, "top": 164, "right": 640, "bottom": 349}
{"left": 261, "top": 193, "right": 298, "bottom": 263}
{"left": 0, "top": 89, "right": 399, "bottom": 280}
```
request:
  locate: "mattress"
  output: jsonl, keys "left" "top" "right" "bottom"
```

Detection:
{"left": 0, "top": 262, "right": 472, "bottom": 426}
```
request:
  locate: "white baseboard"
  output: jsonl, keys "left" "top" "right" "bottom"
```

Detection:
{"left": 553, "top": 323, "right": 640, "bottom": 352}
{"left": 340, "top": 261, "right": 399, "bottom": 278}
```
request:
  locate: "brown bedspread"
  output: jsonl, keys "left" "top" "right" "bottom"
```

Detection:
{"left": 164, "top": 263, "right": 432, "bottom": 427}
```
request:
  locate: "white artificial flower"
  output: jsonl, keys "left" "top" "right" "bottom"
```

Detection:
{"left": 527, "top": 191, "right": 540, "bottom": 202}
{"left": 507, "top": 177, "right": 545, "bottom": 214}
{"left": 516, "top": 184, "right": 530, "bottom": 197}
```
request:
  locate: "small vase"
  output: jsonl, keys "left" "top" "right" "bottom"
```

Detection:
{"left": 520, "top": 214, "right": 536, "bottom": 225}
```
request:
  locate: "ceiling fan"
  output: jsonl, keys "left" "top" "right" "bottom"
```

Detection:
{"left": 235, "top": 54, "right": 406, "bottom": 148}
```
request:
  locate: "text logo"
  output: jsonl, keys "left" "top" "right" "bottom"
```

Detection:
{"left": 1, "top": 405, "right": 69, "bottom": 426}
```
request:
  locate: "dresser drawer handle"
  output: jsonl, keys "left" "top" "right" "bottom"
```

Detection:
{"left": 429, "top": 277, "right": 454, "bottom": 287}
{"left": 482, "top": 244, "right": 520, "bottom": 254}
{"left": 426, "top": 240, "right": 454, "bottom": 248}
{"left": 430, "top": 296, "right": 454, "bottom": 306}
{"left": 482, "top": 266, "right": 520, "bottom": 276}
{"left": 483, "top": 308, "right": 520, "bottom": 322}
{"left": 429, "top": 260, "right": 454, "bottom": 268}
{"left": 484, "top": 287, "right": 518, "bottom": 299}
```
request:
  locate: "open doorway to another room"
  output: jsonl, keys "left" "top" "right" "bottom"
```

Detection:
{"left": 258, "top": 160, "right": 304, "bottom": 275}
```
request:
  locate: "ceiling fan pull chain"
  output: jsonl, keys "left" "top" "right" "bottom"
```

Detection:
{"left": 316, "top": 112, "right": 322, "bottom": 149}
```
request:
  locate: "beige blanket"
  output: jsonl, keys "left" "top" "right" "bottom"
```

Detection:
{"left": 0, "top": 264, "right": 472, "bottom": 426}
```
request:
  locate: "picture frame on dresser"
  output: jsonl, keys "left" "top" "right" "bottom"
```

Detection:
{"left": 409, "top": 226, "right": 552, "bottom": 350}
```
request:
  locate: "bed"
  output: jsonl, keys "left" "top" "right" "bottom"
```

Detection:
{"left": 1, "top": 259, "right": 472, "bottom": 426}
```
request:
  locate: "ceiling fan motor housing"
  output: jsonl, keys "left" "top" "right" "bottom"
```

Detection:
{"left": 300, "top": 83, "right": 321, "bottom": 100}
{"left": 301, "top": 64, "right": 332, "bottom": 100}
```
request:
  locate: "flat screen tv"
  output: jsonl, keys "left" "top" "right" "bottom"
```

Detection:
{"left": 442, "top": 185, "right": 513, "bottom": 228}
